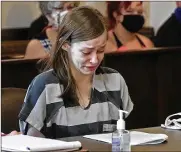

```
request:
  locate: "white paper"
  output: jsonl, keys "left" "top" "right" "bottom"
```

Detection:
{"left": 130, "top": 131, "right": 168, "bottom": 145}
{"left": 83, "top": 131, "right": 168, "bottom": 146}
{"left": 2, "top": 134, "right": 81, "bottom": 152}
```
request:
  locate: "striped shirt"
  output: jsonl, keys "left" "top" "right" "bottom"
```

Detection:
{"left": 19, "top": 67, "right": 133, "bottom": 139}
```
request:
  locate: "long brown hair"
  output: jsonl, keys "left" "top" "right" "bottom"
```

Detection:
{"left": 45, "top": 6, "right": 107, "bottom": 102}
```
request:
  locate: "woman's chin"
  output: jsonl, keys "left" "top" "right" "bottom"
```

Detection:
{"left": 81, "top": 71, "right": 94, "bottom": 75}
{"left": 80, "top": 68, "right": 96, "bottom": 75}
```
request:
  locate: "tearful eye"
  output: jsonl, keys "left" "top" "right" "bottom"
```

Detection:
{"left": 82, "top": 52, "right": 91, "bottom": 55}
{"left": 97, "top": 46, "right": 105, "bottom": 53}
{"left": 97, "top": 49, "right": 104, "bottom": 53}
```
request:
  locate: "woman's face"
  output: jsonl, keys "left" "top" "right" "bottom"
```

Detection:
{"left": 120, "top": 2, "right": 143, "bottom": 16}
{"left": 53, "top": 2, "right": 78, "bottom": 12}
{"left": 115, "top": 2, "right": 145, "bottom": 33}
{"left": 50, "top": 2, "right": 78, "bottom": 28}
{"left": 68, "top": 31, "right": 107, "bottom": 75}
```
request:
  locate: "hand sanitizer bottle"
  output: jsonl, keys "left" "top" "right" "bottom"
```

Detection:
{"left": 112, "top": 110, "right": 131, "bottom": 152}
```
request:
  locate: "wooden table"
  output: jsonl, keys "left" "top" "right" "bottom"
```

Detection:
{"left": 2, "top": 127, "right": 180, "bottom": 152}
{"left": 61, "top": 127, "right": 181, "bottom": 151}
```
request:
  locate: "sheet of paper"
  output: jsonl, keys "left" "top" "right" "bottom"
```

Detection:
{"left": 2, "top": 134, "right": 81, "bottom": 152}
{"left": 130, "top": 131, "right": 168, "bottom": 145}
{"left": 83, "top": 131, "right": 168, "bottom": 146}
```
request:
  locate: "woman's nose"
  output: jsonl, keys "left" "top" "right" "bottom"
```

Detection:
{"left": 90, "top": 53, "right": 98, "bottom": 64}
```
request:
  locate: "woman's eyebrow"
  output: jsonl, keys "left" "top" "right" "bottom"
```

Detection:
{"left": 91, "top": 44, "right": 106, "bottom": 50}
{"left": 83, "top": 46, "right": 95, "bottom": 50}
{"left": 100, "top": 42, "right": 107, "bottom": 47}
{"left": 81, "top": 47, "right": 94, "bottom": 51}
{"left": 83, "top": 41, "right": 107, "bottom": 49}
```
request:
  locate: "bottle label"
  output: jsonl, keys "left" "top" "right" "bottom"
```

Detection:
{"left": 112, "top": 131, "right": 131, "bottom": 152}
{"left": 112, "top": 137, "right": 120, "bottom": 152}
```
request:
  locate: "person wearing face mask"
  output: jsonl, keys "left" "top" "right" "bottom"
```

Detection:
{"left": 25, "top": 1, "right": 79, "bottom": 59}
{"left": 155, "top": 2, "right": 181, "bottom": 47}
{"left": 105, "top": 1, "right": 154, "bottom": 53}
{"left": 16, "top": 6, "right": 133, "bottom": 138}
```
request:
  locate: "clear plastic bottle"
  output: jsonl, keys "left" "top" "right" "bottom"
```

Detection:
{"left": 112, "top": 110, "right": 131, "bottom": 152}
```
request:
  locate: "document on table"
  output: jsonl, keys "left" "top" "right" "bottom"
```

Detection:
{"left": 2, "top": 134, "right": 81, "bottom": 152}
{"left": 83, "top": 131, "right": 168, "bottom": 146}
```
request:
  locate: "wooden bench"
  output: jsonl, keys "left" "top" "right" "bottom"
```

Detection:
{"left": 2, "top": 58, "right": 42, "bottom": 89}
{"left": 2, "top": 47, "right": 181, "bottom": 129}
{"left": 2, "top": 27, "right": 155, "bottom": 41}
{"left": 104, "top": 47, "right": 181, "bottom": 129}
{"left": 1, "top": 88, "right": 27, "bottom": 133}
{"left": 2, "top": 28, "right": 29, "bottom": 41}
{"left": 1, "top": 40, "right": 29, "bottom": 60}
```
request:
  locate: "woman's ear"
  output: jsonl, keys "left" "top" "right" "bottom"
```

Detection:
{"left": 113, "top": 11, "right": 123, "bottom": 23}
{"left": 113, "top": 11, "right": 118, "bottom": 20}
{"left": 62, "top": 42, "right": 71, "bottom": 52}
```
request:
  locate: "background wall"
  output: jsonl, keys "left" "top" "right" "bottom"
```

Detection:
{"left": 1, "top": 1, "right": 150, "bottom": 28}
{"left": 1, "top": 1, "right": 177, "bottom": 35}
{"left": 150, "top": 2, "right": 176, "bottom": 33}
{"left": 1, "top": 1, "right": 41, "bottom": 28}
{"left": 80, "top": 1, "right": 107, "bottom": 16}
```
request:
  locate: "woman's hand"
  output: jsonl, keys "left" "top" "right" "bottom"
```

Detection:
{"left": 7, "top": 130, "right": 21, "bottom": 136}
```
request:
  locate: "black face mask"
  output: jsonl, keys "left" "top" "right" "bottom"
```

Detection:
{"left": 121, "top": 15, "right": 145, "bottom": 33}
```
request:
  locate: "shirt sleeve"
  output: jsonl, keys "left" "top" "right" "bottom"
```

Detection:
{"left": 120, "top": 74, "right": 134, "bottom": 118}
{"left": 19, "top": 76, "right": 46, "bottom": 134}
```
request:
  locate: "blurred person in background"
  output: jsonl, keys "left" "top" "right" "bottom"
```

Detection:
{"left": 105, "top": 1, "right": 154, "bottom": 53}
{"left": 155, "top": 2, "right": 181, "bottom": 47}
{"left": 28, "top": 13, "right": 48, "bottom": 39}
{"left": 25, "top": 1, "right": 79, "bottom": 59}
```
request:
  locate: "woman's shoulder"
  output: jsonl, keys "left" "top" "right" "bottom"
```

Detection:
{"left": 98, "top": 66, "right": 119, "bottom": 74}
{"left": 26, "top": 39, "right": 42, "bottom": 49}
{"left": 24, "top": 69, "right": 61, "bottom": 106}
{"left": 136, "top": 33, "right": 154, "bottom": 48}
{"left": 25, "top": 39, "right": 48, "bottom": 59}
{"left": 31, "top": 69, "right": 59, "bottom": 89}
{"left": 33, "top": 30, "right": 48, "bottom": 40}
{"left": 96, "top": 66, "right": 125, "bottom": 81}
{"left": 95, "top": 67, "right": 126, "bottom": 92}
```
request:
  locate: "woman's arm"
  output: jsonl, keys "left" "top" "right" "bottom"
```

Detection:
{"left": 25, "top": 39, "right": 48, "bottom": 59}
{"left": 120, "top": 74, "right": 134, "bottom": 117}
{"left": 27, "top": 124, "right": 45, "bottom": 138}
{"left": 3, "top": 131, "right": 21, "bottom": 136}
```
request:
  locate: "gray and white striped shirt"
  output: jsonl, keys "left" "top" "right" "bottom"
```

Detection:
{"left": 19, "top": 67, "right": 133, "bottom": 139}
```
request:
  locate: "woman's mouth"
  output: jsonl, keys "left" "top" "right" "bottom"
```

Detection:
{"left": 86, "top": 66, "right": 97, "bottom": 71}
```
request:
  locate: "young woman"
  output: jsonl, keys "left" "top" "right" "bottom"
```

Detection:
{"left": 25, "top": 1, "right": 79, "bottom": 59}
{"left": 105, "top": 1, "right": 154, "bottom": 53}
{"left": 19, "top": 6, "right": 133, "bottom": 139}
